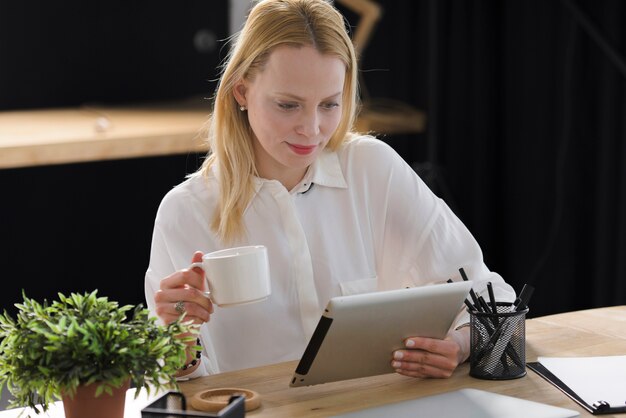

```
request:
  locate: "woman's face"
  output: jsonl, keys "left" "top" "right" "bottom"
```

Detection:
{"left": 235, "top": 45, "right": 346, "bottom": 190}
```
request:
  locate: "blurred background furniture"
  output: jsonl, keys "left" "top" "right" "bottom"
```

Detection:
{"left": 337, "top": 0, "right": 427, "bottom": 136}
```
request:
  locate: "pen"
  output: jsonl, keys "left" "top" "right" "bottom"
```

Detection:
{"left": 513, "top": 284, "right": 535, "bottom": 311}
{"left": 448, "top": 278, "right": 477, "bottom": 311}
{"left": 470, "top": 303, "right": 524, "bottom": 369}
{"left": 468, "top": 289, "right": 481, "bottom": 309}
{"left": 464, "top": 298, "right": 477, "bottom": 312}
{"left": 456, "top": 268, "right": 524, "bottom": 369}
{"left": 477, "top": 295, "right": 492, "bottom": 315}
{"left": 475, "top": 283, "right": 533, "bottom": 368}
{"left": 459, "top": 268, "right": 483, "bottom": 309}
{"left": 478, "top": 293, "right": 500, "bottom": 330}
{"left": 487, "top": 282, "right": 497, "bottom": 314}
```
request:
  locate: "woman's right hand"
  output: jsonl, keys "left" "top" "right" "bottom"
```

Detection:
{"left": 154, "top": 251, "right": 214, "bottom": 325}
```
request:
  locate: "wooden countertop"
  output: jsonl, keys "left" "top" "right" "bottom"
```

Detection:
{"left": 0, "top": 99, "right": 211, "bottom": 169}
{"left": 0, "top": 97, "right": 425, "bottom": 169}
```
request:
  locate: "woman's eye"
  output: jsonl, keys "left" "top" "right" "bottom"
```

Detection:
{"left": 321, "top": 102, "right": 340, "bottom": 110}
{"left": 278, "top": 102, "right": 298, "bottom": 110}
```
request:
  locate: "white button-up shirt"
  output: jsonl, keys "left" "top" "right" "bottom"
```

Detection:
{"left": 145, "top": 135, "right": 515, "bottom": 377}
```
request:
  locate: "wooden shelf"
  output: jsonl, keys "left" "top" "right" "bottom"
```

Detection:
{"left": 0, "top": 97, "right": 425, "bottom": 169}
{"left": 0, "top": 98, "right": 211, "bottom": 169}
{"left": 355, "top": 99, "right": 426, "bottom": 135}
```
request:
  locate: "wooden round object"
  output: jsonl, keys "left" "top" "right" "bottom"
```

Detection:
{"left": 190, "top": 387, "right": 261, "bottom": 412}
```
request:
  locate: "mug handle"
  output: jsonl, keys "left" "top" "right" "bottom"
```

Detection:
{"left": 188, "top": 262, "right": 212, "bottom": 299}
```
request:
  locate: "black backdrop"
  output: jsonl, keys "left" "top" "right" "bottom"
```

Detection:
{"left": 1, "top": 0, "right": 625, "bottom": 318}
{"left": 343, "top": 0, "right": 626, "bottom": 317}
{"left": 0, "top": 0, "right": 226, "bottom": 313}
{"left": 0, "top": 0, "right": 225, "bottom": 109}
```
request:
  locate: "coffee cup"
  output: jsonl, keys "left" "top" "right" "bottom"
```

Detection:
{"left": 189, "top": 245, "right": 271, "bottom": 307}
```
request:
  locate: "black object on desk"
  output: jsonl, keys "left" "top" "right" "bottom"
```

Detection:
{"left": 528, "top": 362, "right": 626, "bottom": 415}
{"left": 454, "top": 268, "right": 531, "bottom": 380}
{"left": 141, "top": 391, "right": 246, "bottom": 418}
{"left": 469, "top": 302, "right": 528, "bottom": 380}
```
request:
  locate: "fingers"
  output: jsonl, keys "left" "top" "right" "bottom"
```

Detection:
{"left": 188, "top": 251, "right": 209, "bottom": 297}
{"left": 161, "top": 261, "right": 206, "bottom": 293}
{"left": 190, "top": 251, "right": 204, "bottom": 270}
{"left": 159, "top": 270, "right": 199, "bottom": 293}
{"left": 393, "top": 360, "right": 452, "bottom": 378}
{"left": 154, "top": 251, "right": 212, "bottom": 325}
{"left": 155, "top": 286, "right": 213, "bottom": 324}
{"left": 391, "top": 336, "right": 462, "bottom": 379}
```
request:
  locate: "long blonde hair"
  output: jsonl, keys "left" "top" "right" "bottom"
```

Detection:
{"left": 200, "top": 0, "right": 359, "bottom": 243}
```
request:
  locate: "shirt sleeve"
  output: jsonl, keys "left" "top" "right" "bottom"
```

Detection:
{"left": 144, "top": 189, "right": 217, "bottom": 378}
{"left": 355, "top": 138, "right": 516, "bottom": 328}
{"left": 413, "top": 200, "right": 517, "bottom": 328}
{"left": 144, "top": 224, "right": 175, "bottom": 317}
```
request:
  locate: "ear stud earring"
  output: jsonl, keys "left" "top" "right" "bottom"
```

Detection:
{"left": 239, "top": 105, "right": 247, "bottom": 111}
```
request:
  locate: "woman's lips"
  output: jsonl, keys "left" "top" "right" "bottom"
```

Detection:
{"left": 288, "top": 143, "right": 317, "bottom": 155}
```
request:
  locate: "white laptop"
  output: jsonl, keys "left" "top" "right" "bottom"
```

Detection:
{"left": 331, "top": 388, "right": 580, "bottom": 418}
{"left": 290, "top": 281, "right": 472, "bottom": 387}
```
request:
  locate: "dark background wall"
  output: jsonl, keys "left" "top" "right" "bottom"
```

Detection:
{"left": 0, "top": 0, "right": 225, "bottom": 314}
{"left": 337, "top": 0, "right": 626, "bottom": 318}
{"left": 0, "top": 1, "right": 224, "bottom": 110}
{"left": 1, "top": 1, "right": 625, "bottom": 319}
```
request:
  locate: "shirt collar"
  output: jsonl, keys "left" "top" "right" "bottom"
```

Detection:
{"left": 306, "top": 148, "right": 348, "bottom": 189}
{"left": 252, "top": 148, "right": 348, "bottom": 194}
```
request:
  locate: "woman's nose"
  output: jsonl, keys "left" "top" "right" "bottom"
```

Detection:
{"left": 296, "top": 110, "right": 320, "bottom": 138}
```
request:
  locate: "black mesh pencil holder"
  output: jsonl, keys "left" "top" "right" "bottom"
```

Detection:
{"left": 469, "top": 302, "right": 528, "bottom": 380}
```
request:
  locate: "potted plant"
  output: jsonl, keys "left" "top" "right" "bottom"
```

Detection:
{"left": 0, "top": 290, "right": 197, "bottom": 418}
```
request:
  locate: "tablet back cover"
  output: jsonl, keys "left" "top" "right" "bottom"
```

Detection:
{"left": 290, "top": 281, "right": 472, "bottom": 387}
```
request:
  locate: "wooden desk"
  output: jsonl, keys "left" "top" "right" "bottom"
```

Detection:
{"left": 179, "top": 306, "right": 626, "bottom": 417}
{"left": 0, "top": 306, "right": 623, "bottom": 417}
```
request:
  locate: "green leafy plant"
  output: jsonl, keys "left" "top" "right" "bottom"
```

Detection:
{"left": 0, "top": 290, "right": 197, "bottom": 413}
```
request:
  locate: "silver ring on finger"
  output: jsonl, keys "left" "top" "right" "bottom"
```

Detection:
{"left": 174, "top": 300, "right": 186, "bottom": 314}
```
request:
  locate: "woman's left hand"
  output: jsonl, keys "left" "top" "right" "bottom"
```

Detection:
{"left": 391, "top": 327, "right": 470, "bottom": 378}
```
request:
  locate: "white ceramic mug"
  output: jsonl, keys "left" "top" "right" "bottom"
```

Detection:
{"left": 189, "top": 245, "right": 271, "bottom": 307}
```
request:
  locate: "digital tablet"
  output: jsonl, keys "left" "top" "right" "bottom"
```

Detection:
{"left": 330, "top": 388, "right": 579, "bottom": 418}
{"left": 290, "top": 280, "right": 472, "bottom": 387}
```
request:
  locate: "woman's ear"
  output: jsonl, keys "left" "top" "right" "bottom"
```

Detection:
{"left": 233, "top": 80, "right": 247, "bottom": 107}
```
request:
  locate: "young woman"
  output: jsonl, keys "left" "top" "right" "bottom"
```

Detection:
{"left": 145, "top": 0, "right": 515, "bottom": 380}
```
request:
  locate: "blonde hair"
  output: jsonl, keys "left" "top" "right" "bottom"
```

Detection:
{"left": 200, "top": 0, "right": 359, "bottom": 243}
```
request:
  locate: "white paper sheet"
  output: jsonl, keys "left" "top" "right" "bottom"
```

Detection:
{"left": 538, "top": 355, "right": 626, "bottom": 407}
